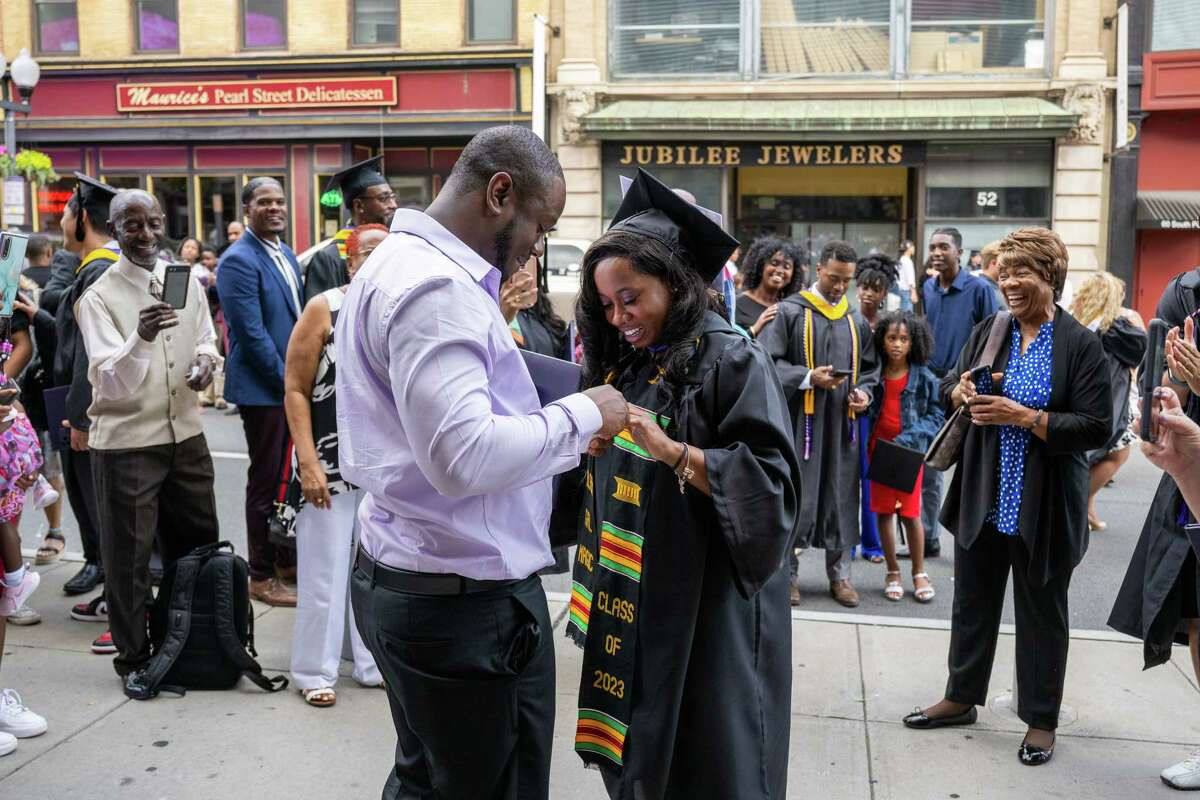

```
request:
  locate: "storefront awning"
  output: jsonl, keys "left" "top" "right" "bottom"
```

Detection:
{"left": 1137, "top": 191, "right": 1200, "bottom": 231}
{"left": 581, "top": 97, "right": 1078, "bottom": 140}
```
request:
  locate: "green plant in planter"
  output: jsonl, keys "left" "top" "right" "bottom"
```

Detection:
{"left": 0, "top": 148, "right": 58, "bottom": 184}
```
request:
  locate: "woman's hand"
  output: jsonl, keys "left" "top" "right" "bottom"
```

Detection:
{"left": 299, "top": 462, "right": 332, "bottom": 510}
{"left": 626, "top": 404, "right": 679, "bottom": 464}
{"left": 1142, "top": 388, "right": 1200, "bottom": 479}
{"left": 968, "top": 394, "right": 1034, "bottom": 427}
{"left": 499, "top": 270, "right": 537, "bottom": 324}
{"left": 951, "top": 370, "right": 977, "bottom": 408}
{"left": 750, "top": 304, "right": 779, "bottom": 337}
{"left": 1167, "top": 317, "right": 1200, "bottom": 396}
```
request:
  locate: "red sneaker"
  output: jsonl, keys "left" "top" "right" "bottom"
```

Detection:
{"left": 91, "top": 630, "right": 116, "bottom": 655}
{"left": 70, "top": 596, "right": 107, "bottom": 623}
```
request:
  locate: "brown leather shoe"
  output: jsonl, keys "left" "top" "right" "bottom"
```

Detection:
{"left": 789, "top": 584, "right": 801, "bottom": 607}
{"left": 830, "top": 579, "right": 860, "bottom": 608}
{"left": 250, "top": 577, "right": 297, "bottom": 607}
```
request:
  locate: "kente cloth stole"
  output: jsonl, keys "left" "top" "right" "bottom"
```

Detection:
{"left": 332, "top": 227, "right": 353, "bottom": 260}
{"left": 568, "top": 396, "right": 668, "bottom": 771}
{"left": 798, "top": 291, "right": 860, "bottom": 461}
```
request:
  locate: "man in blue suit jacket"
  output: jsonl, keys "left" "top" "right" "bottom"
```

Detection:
{"left": 217, "top": 177, "right": 303, "bottom": 607}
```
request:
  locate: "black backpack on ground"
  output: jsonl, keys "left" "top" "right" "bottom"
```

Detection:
{"left": 124, "top": 541, "right": 288, "bottom": 700}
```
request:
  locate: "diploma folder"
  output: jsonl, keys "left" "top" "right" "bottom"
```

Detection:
{"left": 520, "top": 349, "right": 582, "bottom": 406}
{"left": 42, "top": 385, "right": 71, "bottom": 452}
{"left": 866, "top": 439, "right": 925, "bottom": 494}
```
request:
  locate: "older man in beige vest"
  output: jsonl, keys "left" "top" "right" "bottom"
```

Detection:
{"left": 76, "top": 190, "right": 221, "bottom": 678}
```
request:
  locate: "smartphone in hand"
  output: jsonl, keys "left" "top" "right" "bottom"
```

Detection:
{"left": 1140, "top": 319, "right": 1170, "bottom": 443}
{"left": 970, "top": 365, "right": 994, "bottom": 396}
{"left": 162, "top": 263, "right": 191, "bottom": 310}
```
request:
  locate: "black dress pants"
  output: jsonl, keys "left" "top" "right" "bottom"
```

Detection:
{"left": 945, "top": 525, "right": 1072, "bottom": 730}
{"left": 62, "top": 447, "right": 102, "bottom": 564}
{"left": 351, "top": 554, "right": 555, "bottom": 800}
{"left": 237, "top": 405, "right": 295, "bottom": 580}
{"left": 92, "top": 435, "right": 219, "bottom": 676}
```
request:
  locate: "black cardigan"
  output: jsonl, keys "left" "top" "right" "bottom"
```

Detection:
{"left": 938, "top": 307, "right": 1113, "bottom": 586}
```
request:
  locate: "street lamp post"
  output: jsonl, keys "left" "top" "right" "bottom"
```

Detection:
{"left": 0, "top": 49, "right": 41, "bottom": 156}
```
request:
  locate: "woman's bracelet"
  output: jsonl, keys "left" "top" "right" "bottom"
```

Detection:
{"left": 671, "top": 442, "right": 688, "bottom": 470}
{"left": 1029, "top": 409, "right": 1044, "bottom": 430}
{"left": 675, "top": 443, "right": 694, "bottom": 494}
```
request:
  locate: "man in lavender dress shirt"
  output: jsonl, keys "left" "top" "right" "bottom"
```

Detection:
{"left": 337, "top": 126, "right": 627, "bottom": 800}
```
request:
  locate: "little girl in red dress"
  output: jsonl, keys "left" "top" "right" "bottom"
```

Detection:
{"left": 868, "top": 312, "right": 944, "bottom": 603}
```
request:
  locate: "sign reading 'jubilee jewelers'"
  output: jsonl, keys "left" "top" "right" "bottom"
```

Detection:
{"left": 116, "top": 77, "right": 398, "bottom": 112}
{"left": 609, "top": 142, "right": 926, "bottom": 167}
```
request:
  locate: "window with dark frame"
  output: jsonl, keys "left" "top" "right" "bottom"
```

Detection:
{"left": 136, "top": 0, "right": 180, "bottom": 52}
{"left": 34, "top": 0, "right": 80, "bottom": 54}
{"left": 468, "top": 0, "right": 515, "bottom": 43}
{"left": 243, "top": 0, "right": 288, "bottom": 49}
{"left": 353, "top": 0, "right": 398, "bottom": 45}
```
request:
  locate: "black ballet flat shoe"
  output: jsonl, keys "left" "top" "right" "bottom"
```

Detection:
{"left": 902, "top": 705, "right": 978, "bottom": 730}
{"left": 1018, "top": 734, "right": 1056, "bottom": 766}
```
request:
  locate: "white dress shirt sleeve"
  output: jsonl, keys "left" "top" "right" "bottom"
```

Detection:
{"left": 77, "top": 290, "right": 156, "bottom": 403}
{"left": 386, "top": 277, "right": 602, "bottom": 499}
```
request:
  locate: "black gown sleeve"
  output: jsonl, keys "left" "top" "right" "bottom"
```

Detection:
{"left": 64, "top": 263, "right": 110, "bottom": 431}
{"left": 700, "top": 337, "right": 800, "bottom": 597}
{"left": 304, "top": 245, "right": 347, "bottom": 304}
{"left": 1102, "top": 317, "right": 1148, "bottom": 370}
{"left": 1046, "top": 327, "right": 1113, "bottom": 456}
{"left": 760, "top": 302, "right": 809, "bottom": 397}
{"left": 41, "top": 249, "right": 81, "bottom": 315}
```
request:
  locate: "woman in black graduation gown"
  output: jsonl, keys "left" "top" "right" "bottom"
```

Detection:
{"left": 903, "top": 227, "right": 1112, "bottom": 766}
{"left": 562, "top": 169, "right": 799, "bottom": 799}
{"left": 1109, "top": 268, "right": 1200, "bottom": 696}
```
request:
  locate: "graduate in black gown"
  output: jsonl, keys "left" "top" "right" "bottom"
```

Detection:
{"left": 561, "top": 169, "right": 799, "bottom": 799}
{"left": 304, "top": 156, "right": 397, "bottom": 302}
{"left": 1110, "top": 267, "right": 1200, "bottom": 668}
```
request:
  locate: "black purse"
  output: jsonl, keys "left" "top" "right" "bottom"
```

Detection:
{"left": 924, "top": 312, "right": 1011, "bottom": 471}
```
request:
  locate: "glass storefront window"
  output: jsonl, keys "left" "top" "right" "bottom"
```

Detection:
{"left": 101, "top": 176, "right": 143, "bottom": 190}
{"left": 924, "top": 141, "right": 1052, "bottom": 257}
{"left": 909, "top": 0, "right": 1046, "bottom": 74}
{"left": 149, "top": 176, "right": 191, "bottom": 247}
{"left": 354, "top": 0, "right": 398, "bottom": 45}
{"left": 35, "top": 177, "right": 75, "bottom": 239}
{"left": 199, "top": 176, "right": 238, "bottom": 247}
{"left": 611, "top": 0, "right": 743, "bottom": 77}
{"left": 760, "top": 0, "right": 891, "bottom": 76}
{"left": 1152, "top": 0, "right": 1200, "bottom": 52}
{"left": 468, "top": 0, "right": 515, "bottom": 43}
{"left": 389, "top": 176, "right": 429, "bottom": 210}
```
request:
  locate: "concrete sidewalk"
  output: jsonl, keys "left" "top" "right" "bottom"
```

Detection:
{"left": 3, "top": 562, "right": 1200, "bottom": 799}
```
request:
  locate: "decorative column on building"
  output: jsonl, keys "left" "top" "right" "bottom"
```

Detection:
{"left": 1053, "top": 0, "right": 1113, "bottom": 274}
{"left": 550, "top": 0, "right": 604, "bottom": 241}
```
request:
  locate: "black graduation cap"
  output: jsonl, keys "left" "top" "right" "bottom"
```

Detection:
{"left": 324, "top": 155, "right": 388, "bottom": 211}
{"left": 72, "top": 172, "right": 119, "bottom": 242}
{"left": 609, "top": 168, "right": 739, "bottom": 284}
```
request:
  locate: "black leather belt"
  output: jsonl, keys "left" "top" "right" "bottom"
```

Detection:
{"left": 355, "top": 548, "right": 521, "bottom": 596}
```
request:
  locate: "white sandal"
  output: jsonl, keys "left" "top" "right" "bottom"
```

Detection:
{"left": 884, "top": 571, "right": 904, "bottom": 602}
{"left": 913, "top": 573, "right": 936, "bottom": 603}
{"left": 301, "top": 687, "right": 336, "bottom": 707}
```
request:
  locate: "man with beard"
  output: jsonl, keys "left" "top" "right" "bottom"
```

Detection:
{"left": 217, "top": 177, "right": 303, "bottom": 606}
{"left": 762, "top": 240, "right": 880, "bottom": 607}
{"left": 336, "top": 125, "right": 627, "bottom": 800}
{"left": 921, "top": 227, "right": 1000, "bottom": 557}
{"left": 75, "top": 191, "right": 220, "bottom": 677}
{"left": 304, "top": 156, "right": 397, "bottom": 302}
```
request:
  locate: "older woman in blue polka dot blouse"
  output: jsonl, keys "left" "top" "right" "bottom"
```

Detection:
{"left": 902, "top": 227, "right": 1113, "bottom": 768}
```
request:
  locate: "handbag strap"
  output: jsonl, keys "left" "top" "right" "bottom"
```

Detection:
{"left": 974, "top": 312, "right": 1013, "bottom": 373}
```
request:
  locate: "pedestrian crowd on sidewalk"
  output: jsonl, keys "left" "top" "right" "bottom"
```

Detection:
{"left": 0, "top": 125, "right": 1199, "bottom": 798}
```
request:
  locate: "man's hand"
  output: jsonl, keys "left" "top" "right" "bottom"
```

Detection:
{"left": 65, "top": 421, "right": 89, "bottom": 452}
{"left": 186, "top": 354, "right": 216, "bottom": 391}
{"left": 583, "top": 385, "right": 628, "bottom": 438}
{"left": 750, "top": 304, "right": 779, "bottom": 337}
{"left": 848, "top": 388, "right": 870, "bottom": 413}
{"left": 12, "top": 292, "right": 37, "bottom": 320}
{"left": 1142, "top": 388, "right": 1200, "bottom": 479}
{"left": 499, "top": 270, "right": 537, "bottom": 324}
{"left": 810, "top": 365, "right": 846, "bottom": 391}
{"left": 138, "top": 302, "right": 179, "bottom": 342}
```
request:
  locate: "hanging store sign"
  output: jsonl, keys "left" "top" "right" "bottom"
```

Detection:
{"left": 608, "top": 142, "right": 926, "bottom": 168}
{"left": 116, "top": 76, "right": 398, "bottom": 112}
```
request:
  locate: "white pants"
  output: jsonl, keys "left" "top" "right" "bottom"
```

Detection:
{"left": 290, "top": 490, "right": 381, "bottom": 689}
